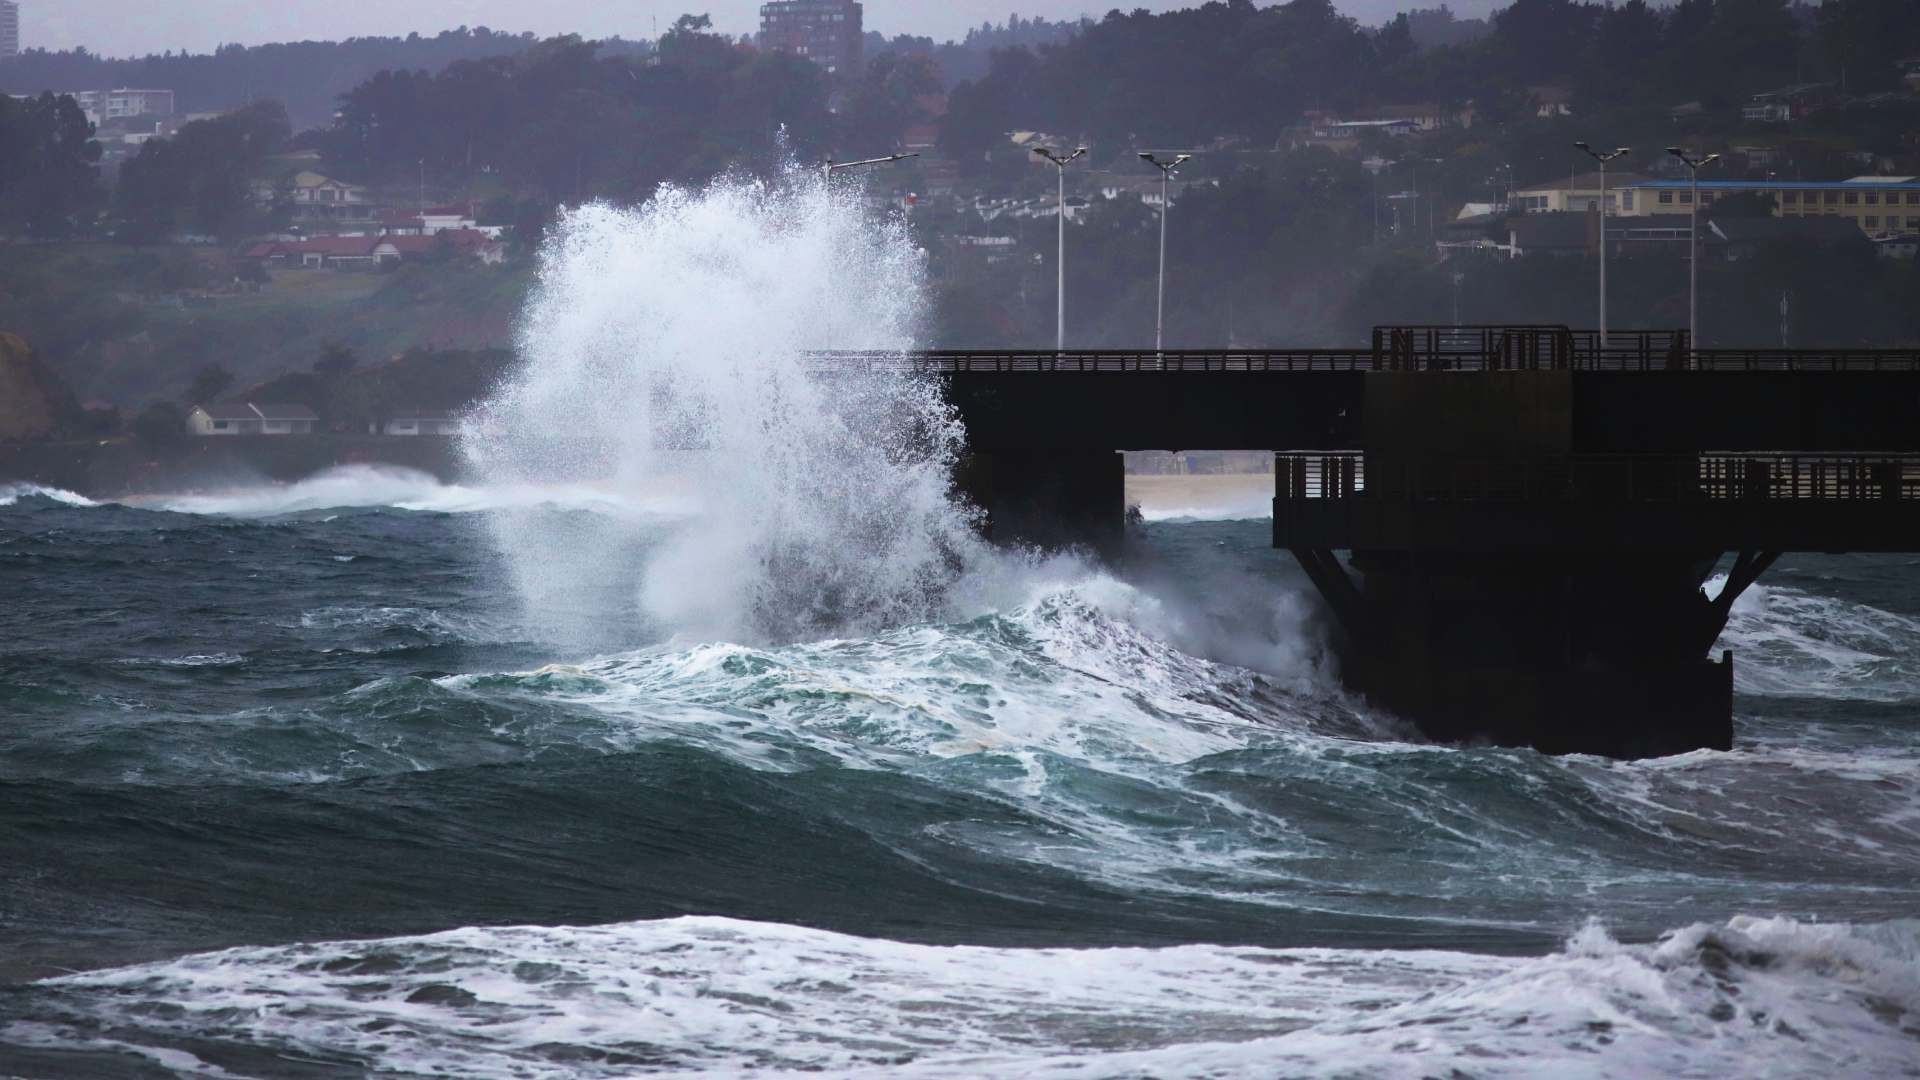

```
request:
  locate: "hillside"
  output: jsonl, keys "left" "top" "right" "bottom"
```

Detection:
{"left": 0, "top": 245, "right": 529, "bottom": 407}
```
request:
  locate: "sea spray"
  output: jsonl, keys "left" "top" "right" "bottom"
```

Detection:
{"left": 465, "top": 168, "right": 986, "bottom": 644}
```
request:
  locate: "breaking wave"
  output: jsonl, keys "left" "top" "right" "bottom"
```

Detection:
{"left": 133, "top": 465, "right": 671, "bottom": 518}
{"left": 464, "top": 165, "right": 991, "bottom": 647}
{"left": 8, "top": 914, "right": 1914, "bottom": 1078}
{"left": 0, "top": 482, "right": 96, "bottom": 508}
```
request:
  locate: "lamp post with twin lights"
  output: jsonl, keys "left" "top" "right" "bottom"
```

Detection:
{"left": 1032, "top": 145, "right": 1088, "bottom": 351}
{"left": 1666, "top": 147, "right": 1721, "bottom": 358}
{"left": 1573, "top": 142, "right": 1631, "bottom": 347}
{"left": 1138, "top": 151, "right": 1192, "bottom": 359}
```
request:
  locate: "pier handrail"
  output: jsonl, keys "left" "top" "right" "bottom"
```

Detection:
{"left": 806, "top": 344, "right": 1920, "bottom": 373}
{"left": 1274, "top": 452, "right": 1920, "bottom": 503}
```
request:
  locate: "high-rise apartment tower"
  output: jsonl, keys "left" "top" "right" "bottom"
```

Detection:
{"left": 1, "top": 2, "right": 21, "bottom": 60}
{"left": 759, "top": 1, "right": 863, "bottom": 76}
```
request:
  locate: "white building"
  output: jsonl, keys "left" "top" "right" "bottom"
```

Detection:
{"left": 1, "top": 1, "right": 20, "bottom": 60}
{"left": 188, "top": 403, "right": 317, "bottom": 436}
{"left": 379, "top": 410, "right": 464, "bottom": 436}
{"left": 73, "top": 89, "right": 176, "bottom": 129}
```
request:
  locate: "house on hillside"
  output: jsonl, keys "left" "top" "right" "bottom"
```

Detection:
{"left": 274, "top": 171, "right": 381, "bottom": 225}
{"left": 377, "top": 409, "right": 465, "bottom": 436}
{"left": 188, "top": 403, "right": 317, "bottom": 435}
{"left": 1529, "top": 86, "right": 1573, "bottom": 118}
{"left": 1742, "top": 83, "right": 1835, "bottom": 123}
{"left": 238, "top": 229, "right": 506, "bottom": 270}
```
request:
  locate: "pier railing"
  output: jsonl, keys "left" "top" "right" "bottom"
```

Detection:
{"left": 1275, "top": 453, "right": 1920, "bottom": 503}
{"left": 809, "top": 339, "right": 1920, "bottom": 373}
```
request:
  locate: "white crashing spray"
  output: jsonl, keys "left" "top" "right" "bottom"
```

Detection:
{"left": 465, "top": 168, "right": 987, "bottom": 645}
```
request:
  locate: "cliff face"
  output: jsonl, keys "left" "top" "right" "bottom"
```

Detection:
{"left": 0, "top": 333, "right": 80, "bottom": 442}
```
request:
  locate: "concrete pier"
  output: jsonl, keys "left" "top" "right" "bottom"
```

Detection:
{"left": 877, "top": 327, "right": 1920, "bottom": 757}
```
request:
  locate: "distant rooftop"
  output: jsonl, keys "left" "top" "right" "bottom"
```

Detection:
{"left": 1624, "top": 178, "right": 1920, "bottom": 190}
{"left": 1515, "top": 171, "right": 1652, "bottom": 192}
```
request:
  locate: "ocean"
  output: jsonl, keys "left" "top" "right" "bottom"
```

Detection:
{"left": 1, "top": 473, "right": 1917, "bottom": 1077}
{"left": 3, "top": 170, "right": 1918, "bottom": 1077}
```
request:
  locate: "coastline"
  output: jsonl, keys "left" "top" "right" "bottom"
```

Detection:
{"left": 0, "top": 435, "right": 466, "bottom": 498}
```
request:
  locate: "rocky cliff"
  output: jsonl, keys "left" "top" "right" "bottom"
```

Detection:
{"left": 0, "top": 333, "right": 80, "bottom": 441}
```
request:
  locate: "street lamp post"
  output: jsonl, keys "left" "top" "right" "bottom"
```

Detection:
{"left": 1666, "top": 147, "right": 1720, "bottom": 361}
{"left": 1139, "top": 151, "right": 1193, "bottom": 359}
{"left": 1032, "top": 145, "right": 1088, "bottom": 351}
{"left": 1573, "top": 142, "right": 1631, "bottom": 348}
{"left": 818, "top": 153, "right": 919, "bottom": 348}
{"left": 822, "top": 152, "right": 919, "bottom": 183}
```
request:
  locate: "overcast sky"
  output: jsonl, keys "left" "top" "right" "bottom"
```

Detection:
{"left": 19, "top": 1, "right": 1498, "bottom": 59}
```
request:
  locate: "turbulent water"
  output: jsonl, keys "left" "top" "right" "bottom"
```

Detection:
{"left": 4, "top": 172, "right": 1919, "bottom": 1077}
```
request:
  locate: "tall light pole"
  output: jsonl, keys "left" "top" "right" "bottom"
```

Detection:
{"left": 1573, "top": 142, "right": 1630, "bottom": 347}
{"left": 1033, "top": 145, "right": 1087, "bottom": 351}
{"left": 1666, "top": 147, "right": 1720, "bottom": 359}
{"left": 1139, "top": 151, "right": 1192, "bottom": 358}
{"left": 822, "top": 152, "right": 919, "bottom": 184}
{"left": 817, "top": 153, "right": 918, "bottom": 349}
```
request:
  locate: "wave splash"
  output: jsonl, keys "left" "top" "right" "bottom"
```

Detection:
{"left": 0, "top": 482, "right": 96, "bottom": 508}
{"left": 133, "top": 465, "right": 666, "bottom": 518}
{"left": 465, "top": 167, "right": 987, "bottom": 646}
{"left": 9, "top": 914, "right": 1915, "bottom": 1078}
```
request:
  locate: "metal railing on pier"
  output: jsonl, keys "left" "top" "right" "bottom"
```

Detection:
{"left": 806, "top": 334, "right": 1920, "bottom": 374}
{"left": 1275, "top": 453, "right": 1920, "bottom": 503}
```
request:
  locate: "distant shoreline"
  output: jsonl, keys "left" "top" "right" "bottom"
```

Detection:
{"left": 0, "top": 435, "right": 465, "bottom": 498}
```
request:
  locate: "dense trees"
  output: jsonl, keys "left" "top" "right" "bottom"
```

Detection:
{"left": 308, "top": 30, "right": 831, "bottom": 201}
{"left": 0, "top": 93, "right": 102, "bottom": 239}
{"left": 938, "top": 0, "right": 1919, "bottom": 167}
{"left": 115, "top": 102, "right": 292, "bottom": 242}
{"left": 0, "top": 28, "right": 549, "bottom": 129}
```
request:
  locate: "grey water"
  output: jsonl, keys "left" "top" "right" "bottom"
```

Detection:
{"left": 1, "top": 482, "right": 1917, "bottom": 1076}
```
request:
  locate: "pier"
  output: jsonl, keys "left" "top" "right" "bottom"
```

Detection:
{"left": 835, "top": 326, "right": 1920, "bottom": 757}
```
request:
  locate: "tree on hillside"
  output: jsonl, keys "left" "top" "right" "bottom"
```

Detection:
{"left": 841, "top": 52, "right": 944, "bottom": 156}
{"left": 0, "top": 28, "right": 547, "bottom": 130}
{"left": 185, "top": 364, "right": 235, "bottom": 406}
{"left": 131, "top": 401, "right": 188, "bottom": 448}
{"left": 1817, "top": 0, "right": 1920, "bottom": 92}
{"left": 0, "top": 93, "right": 103, "bottom": 239}
{"left": 313, "top": 30, "right": 830, "bottom": 202}
{"left": 312, "top": 342, "right": 360, "bottom": 379}
{"left": 115, "top": 101, "right": 292, "bottom": 242}
{"left": 1705, "top": 0, "right": 1802, "bottom": 97}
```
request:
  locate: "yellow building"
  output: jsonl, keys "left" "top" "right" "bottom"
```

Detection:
{"left": 1509, "top": 171, "right": 1652, "bottom": 214}
{"left": 1617, "top": 177, "right": 1920, "bottom": 235}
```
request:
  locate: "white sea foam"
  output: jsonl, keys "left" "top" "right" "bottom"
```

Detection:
{"left": 0, "top": 482, "right": 97, "bottom": 508}
{"left": 1714, "top": 577, "right": 1920, "bottom": 700}
{"left": 1136, "top": 504, "right": 1272, "bottom": 522}
{"left": 10, "top": 914, "right": 1915, "bottom": 1079}
{"left": 137, "top": 464, "right": 672, "bottom": 518}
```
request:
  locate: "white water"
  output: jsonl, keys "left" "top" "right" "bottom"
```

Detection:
{"left": 132, "top": 465, "right": 678, "bottom": 518}
{"left": 1716, "top": 577, "right": 1920, "bottom": 702}
{"left": 465, "top": 169, "right": 992, "bottom": 646}
{"left": 11, "top": 914, "right": 1916, "bottom": 1079}
{"left": 0, "top": 482, "right": 96, "bottom": 508}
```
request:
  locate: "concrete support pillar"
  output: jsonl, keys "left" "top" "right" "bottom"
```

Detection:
{"left": 1304, "top": 549, "right": 1746, "bottom": 758}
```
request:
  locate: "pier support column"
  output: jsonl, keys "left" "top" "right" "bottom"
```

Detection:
{"left": 1299, "top": 549, "right": 1775, "bottom": 758}
{"left": 953, "top": 450, "right": 1125, "bottom": 557}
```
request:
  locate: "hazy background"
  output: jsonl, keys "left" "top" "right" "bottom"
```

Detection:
{"left": 25, "top": 0, "right": 1495, "bottom": 56}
